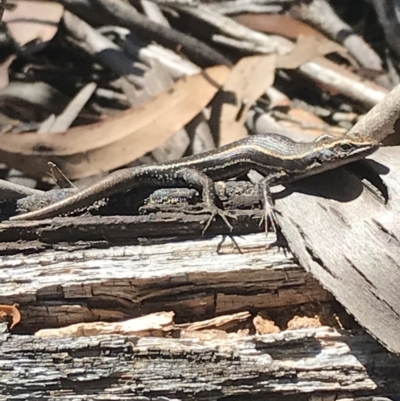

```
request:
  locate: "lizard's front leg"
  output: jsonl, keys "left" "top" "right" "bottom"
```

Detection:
{"left": 173, "top": 168, "right": 233, "bottom": 234}
{"left": 257, "top": 171, "right": 288, "bottom": 233}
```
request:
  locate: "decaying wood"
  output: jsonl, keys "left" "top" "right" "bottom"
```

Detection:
{"left": 1, "top": 151, "right": 400, "bottom": 356}
{"left": 0, "top": 232, "right": 333, "bottom": 330}
{"left": 35, "top": 311, "right": 176, "bottom": 337}
{"left": 0, "top": 327, "right": 399, "bottom": 400}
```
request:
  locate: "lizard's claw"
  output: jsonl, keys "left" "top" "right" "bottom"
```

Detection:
{"left": 259, "top": 206, "right": 278, "bottom": 234}
{"left": 202, "top": 205, "right": 234, "bottom": 235}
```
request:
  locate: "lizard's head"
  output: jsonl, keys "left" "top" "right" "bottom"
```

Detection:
{"left": 314, "top": 135, "right": 379, "bottom": 166}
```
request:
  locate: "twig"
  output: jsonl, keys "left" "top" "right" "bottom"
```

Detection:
{"left": 348, "top": 81, "right": 400, "bottom": 142}
{"left": 290, "top": 0, "right": 384, "bottom": 73}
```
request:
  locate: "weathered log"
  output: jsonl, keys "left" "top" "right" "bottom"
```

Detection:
{"left": 0, "top": 232, "right": 331, "bottom": 330}
{"left": 0, "top": 327, "right": 399, "bottom": 400}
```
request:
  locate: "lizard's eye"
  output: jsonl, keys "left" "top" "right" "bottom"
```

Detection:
{"left": 339, "top": 143, "right": 353, "bottom": 152}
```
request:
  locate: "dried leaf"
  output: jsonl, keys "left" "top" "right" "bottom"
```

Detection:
{"left": 277, "top": 36, "right": 345, "bottom": 69}
{"left": 3, "top": 1, "right": 63, "bottom": 46}
{"left": 219, "top": 55, "right": 276, "bottom": 145}
{"left": 283, "top": 107, "right": 327, "bottom": 137}
{"left": 0, "top": 65, "right": 230, "bottom": 179}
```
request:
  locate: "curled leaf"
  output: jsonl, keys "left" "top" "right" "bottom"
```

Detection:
{"left": 0, "top": 303, "right": 21, "bottom": 329}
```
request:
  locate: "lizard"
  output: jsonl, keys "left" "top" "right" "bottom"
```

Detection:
{"left": 10, "top": 133, "right": 379, "bottom": 232}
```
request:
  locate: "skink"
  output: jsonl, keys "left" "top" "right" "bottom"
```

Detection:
{"left": 10, "top": 133, "right": 379, "bottom": 231}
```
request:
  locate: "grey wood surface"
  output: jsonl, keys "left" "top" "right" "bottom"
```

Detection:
{"left": 276, "top": 146, "right": 400, "bottom": 354}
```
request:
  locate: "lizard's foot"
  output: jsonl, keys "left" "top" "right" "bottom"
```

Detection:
{"left": 184, "top": 205, "right": 235, "bottom": 234}
{"left": 202, "top": 205, "right": 235, "bottom": 235}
